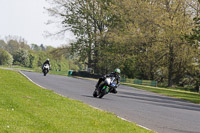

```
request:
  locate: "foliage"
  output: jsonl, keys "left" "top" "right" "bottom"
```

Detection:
{"left": 0, "top": 35, "right": 81, "bottom": 73}
{"left": 28, "top": 51, "right": 39, "bottom": 68}
{"left": 0, "top": 48, "right": 13, "bottom": 66}
{"left": 13, "top": 48, "right": 30, "bottom": 67}
{"left": 0, "top": 40, "right": 6, "bottom": 49}
{"left": 45, "top": 0, "right": 200, "bottom": 87}
{"left": 5, "top": 37, "right": 30, "bottom": 55}
{"left": 31, "top": 44, "right": 41, "bottom": 51}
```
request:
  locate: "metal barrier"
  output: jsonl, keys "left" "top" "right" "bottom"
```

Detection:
{"left": 68, "top": 71, "right": 157, "bottom": 87}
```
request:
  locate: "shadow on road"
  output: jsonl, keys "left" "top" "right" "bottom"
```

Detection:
{"left": 117, "top": 91, "right": 200, "bottom": 112}
{"left": 169, "top": 128, "right": 200, "bottom": 133}
{"left": 81, "top": 95, "right": 111, "bottom": 100}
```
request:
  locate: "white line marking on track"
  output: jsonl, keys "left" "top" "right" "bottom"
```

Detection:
{"left": 90, "top": 105, "right": 153, "bottom": 132}
{"left": 19, "top": 71, "right": 45, "bottom": 89}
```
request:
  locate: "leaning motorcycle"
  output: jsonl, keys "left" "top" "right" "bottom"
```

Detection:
{"left": 93, "top": 77, "right": 117, "bottom": 98}
{"left": 43, "top": 64, "right": 50, "bottom": 76}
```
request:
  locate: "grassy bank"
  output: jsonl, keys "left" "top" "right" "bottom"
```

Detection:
{"left": 122, "top": 83, "right": 200, "bottom": 104}
{"left": 0, "top": 69, "right": 153, "bottom": 133}
{"left": 0, "top": 65, "right": 69, "bottom": 76}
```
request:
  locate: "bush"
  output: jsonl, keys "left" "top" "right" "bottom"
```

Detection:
{"left": 13, "top": 48, "right": 30, "bottom": 67}
{"left": 0, "top": 48, "right": 13, "bottom": 66}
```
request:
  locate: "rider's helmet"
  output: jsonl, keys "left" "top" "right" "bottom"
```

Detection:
{"left": 115, "top": 68, "right": 120, "bottom": 74}
{"left": 47, "top": 58, "right": 49, "bottom": 61}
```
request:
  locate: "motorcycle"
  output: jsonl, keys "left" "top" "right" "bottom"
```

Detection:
{"left": 42, "top": 64, "right": 50, "bottom": 76}
{"left": 93, "top": 77, "right": 117, "bottom": 98}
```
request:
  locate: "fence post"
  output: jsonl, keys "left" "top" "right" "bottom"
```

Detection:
{"left": 151, "top": 81, "right": 157, "bottom": 87}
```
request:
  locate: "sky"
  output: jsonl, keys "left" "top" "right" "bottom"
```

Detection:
{"left": 0, "top": 0, "right": 75, "bottom": 47}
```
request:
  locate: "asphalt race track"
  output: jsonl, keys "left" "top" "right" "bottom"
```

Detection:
{"left": 21, "top": 71, "right": 200, "bottom": 133}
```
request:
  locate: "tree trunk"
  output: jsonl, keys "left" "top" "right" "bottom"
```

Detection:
{"left": 150, "top": 63, "right": 154, "bottom": 80}
{"left": 86, "top": 12, "right": 92, "bottom": 69}
{"left": 168, "top": 45, "right": 174, "bottom": 87}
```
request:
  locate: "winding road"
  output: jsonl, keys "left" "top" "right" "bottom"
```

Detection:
{"left": 21, "top": 71, "right": 200, "bottom": 133}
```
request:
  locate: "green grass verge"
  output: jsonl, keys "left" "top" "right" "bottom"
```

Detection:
{"left": 122, "top": 83, "right": 200, "bottom": 104}
{"left": 49, "top": 71, "right": 68, "bottom": 76}
{"left": 0, "top": 69, "right": 153, "bottom": 133}
{"left": 0, "top": 65, "right": 35, "bottom": 72}
{"left": 0, "top": 65, "right": 69, "bottom": 76}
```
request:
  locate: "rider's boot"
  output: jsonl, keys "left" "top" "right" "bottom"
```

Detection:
{"left": 110, "top": 88, "right": 117, "bottom": 94}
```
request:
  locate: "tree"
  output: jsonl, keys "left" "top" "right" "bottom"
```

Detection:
{"left": 28, "top": 51, "right": 39, "bottom": 68}
{"left": 47, "top": 0, "right": 198, "bottom": 88}
{"left": 5, "top": 37, "right": 30, "bottom": 55}
{"left": 47, "top": 0, "right": 119, "bottom": 74}
{"left": 0, "top": 40, "right": 6, "bottom": 49}
{"left": 40, "top": 44, "right": 46, "bottom": 51}
{"left": 31, "top": 44, "right": 41, "bottom": 51}
{"left": 5, "top": 40, "right": 20, "bottom": 55}
{"left": 13, "top": 48, "right": 30, "bottom": 67}
{"left": 184, "top": 0, "right": 200, "bottom": 90}
{"left": 0, "top": 48, "right": 13, "bottom": 66}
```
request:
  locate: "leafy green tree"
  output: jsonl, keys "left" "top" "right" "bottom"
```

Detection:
{"left": 28, "top": 51, "right": 39, "bottom": 68}
{"left": 5, "top": 40, "right": 20, "bottom": 55}
{"left": 5, "top": 38, "right": 30, "bottom": 55}
{"left": 184, "top": 0, "right": 200, "bottom": 90}
{"left": 47, "top": 0, "right": 198, "bottom": 88}
{"left": 40, "top": 44, "right": 46, "bottom": 51}
{"left": 0, "top": 48, "right": 13, "bottom": 66}
{"left": 107, "top": 0, "right": 195, "bottom": 86}
{"left": 31, "top": 44, "right": 41, "bottom": 51}
{"left": 0, "top": 40, "right": 6, "bottom": 49}
{"left": 47, "top": 0, "right": 119, "bottom": 74}
{"left": 13, "top": 48, "right": 30, "bottom": 67}
{"left": 46, "top": 46, "right": 55, "bottom": 51}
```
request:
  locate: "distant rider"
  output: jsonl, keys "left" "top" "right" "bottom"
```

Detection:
{"left": 42, "top": 58, "right": 51, "bottom": 72}
{"left": 95, "top": 68, "right": 121, "bottom": 94}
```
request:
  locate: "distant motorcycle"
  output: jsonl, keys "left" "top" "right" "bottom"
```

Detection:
{"left": 93, "top": 77, "right": 117, "bottom": 98}
{"left": 42, "top": 64, "right": 50, "bottom": 76}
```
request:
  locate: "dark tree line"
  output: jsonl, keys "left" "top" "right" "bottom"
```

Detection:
{"left": 47, "top": 0, "right": 200, "bottom": 88}
{"left": 0, "top": 36, "right": 81, "bottom": 71}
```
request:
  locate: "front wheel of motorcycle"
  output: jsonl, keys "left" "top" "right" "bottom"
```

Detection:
{"left": 93, "top": 90, "right": 98, "bottom": 97}
{"left": 43, "top": 72, "right": 46, "bottom": 76}
{"left": 99, "top": 86, "right": 107, "bottom": 98}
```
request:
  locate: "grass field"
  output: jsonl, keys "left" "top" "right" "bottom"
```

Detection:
{"left": 0, "top": 69, "right": 153, "bottom": 133}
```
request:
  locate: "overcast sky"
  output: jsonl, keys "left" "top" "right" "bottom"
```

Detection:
{"left": 0, "top": 0, "right": 75, "bottom": 47}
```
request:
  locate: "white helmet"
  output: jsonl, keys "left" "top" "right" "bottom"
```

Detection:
{"left": 115, "top": 68, "right": 120, "bottom": 74}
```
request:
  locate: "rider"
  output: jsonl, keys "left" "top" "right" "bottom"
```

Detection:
{"left": 95, "top": 68, "right": 121, "bottom": 94}
{"left": 42, "top": 58, "right": 51, "bottom": 71}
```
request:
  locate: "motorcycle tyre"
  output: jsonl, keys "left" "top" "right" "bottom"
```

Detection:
{"left": 99, "top": 84, "right": 107, "bottom": 98}
{"left": 93, "top": 90, "right": 98, "bottom": 97}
